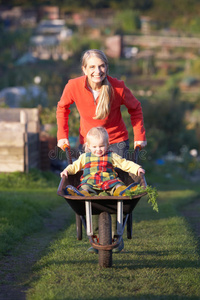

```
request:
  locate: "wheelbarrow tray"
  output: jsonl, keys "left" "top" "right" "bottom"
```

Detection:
{"left": 57, "top": 169, "right": 147, "bottom": 215}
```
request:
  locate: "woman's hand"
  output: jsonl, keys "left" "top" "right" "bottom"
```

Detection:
{"left": 60, "top": 169, "right": 68, "bottom": 178}
{"left": 134, "top": 141, "right": 147, "bottom": 149}
{"left": 57, "top": 138, "right": 70, "bottom": 151}
{"left": 137, "top": 167, "right": 145, "bottom": 176}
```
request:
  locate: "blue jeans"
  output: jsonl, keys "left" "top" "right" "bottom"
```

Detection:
{"left": 109, "top": 140, "right": 129, "bottom": 158}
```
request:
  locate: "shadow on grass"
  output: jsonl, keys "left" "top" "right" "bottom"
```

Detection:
{"left": 115, "top": 257, "right": 200, "bottom": 270}
{"left": 32, "top": 248, "right": 199, "bottom": 271}
{"left": 71, "top": 296, "right": 200, "bottom": 300}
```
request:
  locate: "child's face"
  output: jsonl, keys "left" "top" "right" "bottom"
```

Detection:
{"left": 87, "top": 136, "right": 108, "bottom": 157}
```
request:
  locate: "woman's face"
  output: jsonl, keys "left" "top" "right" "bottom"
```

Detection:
{"left": 82, "top": 56, "right": 107, "bottom": 89}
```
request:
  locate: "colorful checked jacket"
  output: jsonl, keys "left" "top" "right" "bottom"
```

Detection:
{"left": 65, "top": 151, "right": 141, "bottom": 190}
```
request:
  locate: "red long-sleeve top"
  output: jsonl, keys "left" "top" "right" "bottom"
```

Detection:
{"left": 56, "top": 75, "right": 146, "bottom": 145}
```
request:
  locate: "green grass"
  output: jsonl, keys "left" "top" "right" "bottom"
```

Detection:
{"left": 0, "top": 168, "right": 60, "bottom": 190}
{"left": 26, "top": 188, "right": 200, "bottom": 300}
{"left": 0, "top": 168, "right": 200, "bottom": 299}
{"left": 27, "top": 225, "right": 199, "bottom": 299}
{"left": 0, "top": 169, "right": 61, "bottom": 256}
{"left": 0, "top": 190, "right": 63, "bottom": 256}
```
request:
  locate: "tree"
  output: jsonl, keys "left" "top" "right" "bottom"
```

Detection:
{"left": 114, "top": 10, "right": 141, "bottom": 34}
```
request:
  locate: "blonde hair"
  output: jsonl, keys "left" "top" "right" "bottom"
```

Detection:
{"left": 85, "top": 127, "right": 109, "bottom": 152}
{"left": 81, "top": 49, "right": 113, "bottom": 120}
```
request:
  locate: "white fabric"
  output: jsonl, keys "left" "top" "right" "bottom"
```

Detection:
{"left": 91, "top": 89, "right": 99, "bottom": 100}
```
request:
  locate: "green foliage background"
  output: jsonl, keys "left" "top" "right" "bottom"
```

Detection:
{"left": 0, "top": 1, "right": 200, "bottom": 158}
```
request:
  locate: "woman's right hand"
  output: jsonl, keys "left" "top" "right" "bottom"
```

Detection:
{"left": 57, "top": 138, "right": 69, "bottom": 151}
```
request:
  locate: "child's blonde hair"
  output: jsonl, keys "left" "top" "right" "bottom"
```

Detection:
{"left": 85, "top": 127, "right": 109, "bottom": 152}
{"left": 81, "top": 49, "right": 113, "bottom": 120}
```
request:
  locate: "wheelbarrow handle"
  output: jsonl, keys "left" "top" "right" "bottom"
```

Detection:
{"left": 134, "top": 145, "right": 141, "bottom": 164}
{"left": 134, "top": 145, "right": 147, "bottom": 188}
{"left": 140, "top": 173, "right": 147, "bottom": 189}
{"left": 63, "top": 144, "right": 72, "bottom": 164}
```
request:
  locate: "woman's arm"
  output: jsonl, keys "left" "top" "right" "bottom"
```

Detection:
{"left": 122, "top": 83, "right": 147, "bottom": 147}
{"left": 56, "top": 81, "right": 75, "bottom": 143}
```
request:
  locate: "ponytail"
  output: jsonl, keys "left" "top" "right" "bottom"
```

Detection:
{"left": 93, "top": 77, "right": 113, "bottom": 120}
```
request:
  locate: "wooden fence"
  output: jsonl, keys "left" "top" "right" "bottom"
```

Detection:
{"left": 0, "top": 108, "right": 40, "bottom": 173}
{"left": 123, "top": 35, "right": 200, "bottom": 48}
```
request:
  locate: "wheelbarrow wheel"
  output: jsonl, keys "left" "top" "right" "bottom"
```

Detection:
{"left": 127, "top": 213, "right": 132, "bottom": 239}
{"left": 76, "top": 214, "right": 82, "bottom": 240}
{"left": 98, "top": 212, "right": 112, "bottom": 268}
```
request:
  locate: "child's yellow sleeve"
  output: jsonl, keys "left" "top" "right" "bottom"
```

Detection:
{"left": 65, "top": 153, "right": 85, "bottom": 175}
{"left": 112, "top": 152, "right": 141, "bottom": 175}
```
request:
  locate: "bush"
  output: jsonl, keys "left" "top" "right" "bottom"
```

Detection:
{"left": 114, "top": 10, "right": 141, "bottom": 34}
{"left": 141, "top": 96, "right": 198, "bottom": 157}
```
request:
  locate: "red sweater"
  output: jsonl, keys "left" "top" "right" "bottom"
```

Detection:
{"left": 57, "top": 75, "right": 146, "bottom": 145}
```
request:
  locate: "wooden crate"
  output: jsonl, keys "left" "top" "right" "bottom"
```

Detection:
{"left": 0, "top": 108, "right": 40, "bottom": 173}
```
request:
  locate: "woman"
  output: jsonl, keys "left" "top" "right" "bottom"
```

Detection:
{"left": 57, "top": 49, "right": 147, "bottom": 158}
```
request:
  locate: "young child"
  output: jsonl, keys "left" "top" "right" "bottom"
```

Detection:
{"left": 60, "top": 126, "right": 145, "bottom": 195}
{"left": 60, "top": 126, "right": 145, "bottom": 253}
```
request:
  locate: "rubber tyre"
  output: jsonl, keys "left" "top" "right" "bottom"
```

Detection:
{"left": 127, "top": 213, "right": 132, "bottom": 239}
{"left": 76, "top": 214, "right": 82, "bottom": 240}
{"left": 98, "top": 212, "right": 112, "bottom": 268}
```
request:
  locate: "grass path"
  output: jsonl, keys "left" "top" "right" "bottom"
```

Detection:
{"left": 0, "top": 203, "right": 73, "bottom": 300}
{"left": 1, "top": 190, "right": 198, "bottom": 300}
{"left": 0, "top": 169, "right": 200, "bottom": 299}
{"left": 24, "top": 193, "right": 200, "bottom": 300}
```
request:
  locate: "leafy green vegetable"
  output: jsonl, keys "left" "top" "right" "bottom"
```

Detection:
{"left": 98, "top": 191, "right": 110, "bottom": 196}
{"left": 125, "top": 185, "right": 159, "bottom": 212}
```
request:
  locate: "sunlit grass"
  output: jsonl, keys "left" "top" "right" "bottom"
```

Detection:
{"left": 0, "top": 169, "right": 200, "bottom": 299}
{"left": 25, "top": 189, "right": 200, "bottom": 300}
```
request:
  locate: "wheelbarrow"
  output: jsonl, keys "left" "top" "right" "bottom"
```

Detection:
{"left": 57, "top": 146, "right": 147, "bottom": 268}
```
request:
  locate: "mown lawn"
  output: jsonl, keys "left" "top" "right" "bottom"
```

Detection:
{"left": 0, "top": 169, "right": 200, "bottom": 300}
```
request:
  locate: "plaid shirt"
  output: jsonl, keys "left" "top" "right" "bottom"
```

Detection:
{"left": 79, "top": 151, "right": 123, "bottom": 190}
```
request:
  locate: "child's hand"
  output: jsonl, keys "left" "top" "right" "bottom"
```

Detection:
{"left": 60, "top": 169, "right": 68, "bottom": 178}
{"left": 137, "top": 167, "right": 145, "bottom": 176}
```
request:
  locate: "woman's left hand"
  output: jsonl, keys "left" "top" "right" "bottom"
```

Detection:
{"left": 134, "top": 141, "right": 147, "bottom": 149}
